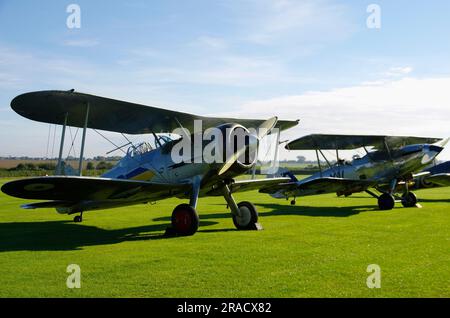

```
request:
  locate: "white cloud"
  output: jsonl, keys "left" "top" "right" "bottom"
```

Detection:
{"left": 63, "top": 39, "right": 99, "bottom": 47}
{"left": 217, "top": 76, "right": 450, "bottom": 160}
{"left": 383, "top": 66, "right": 413, "bottom": 77}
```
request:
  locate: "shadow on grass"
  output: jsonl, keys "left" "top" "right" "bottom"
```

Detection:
{"left": 0, "top": 220, "right": 217, "bottom": 252}
{"left": 417, "top": 198, "right": 450, "bottom": 203}
{"left": 152, "top": 203, "right": 378, "bottom": 222}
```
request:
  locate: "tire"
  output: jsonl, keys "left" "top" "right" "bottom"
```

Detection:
{"left": 401, "top": 192, "right": 418, "bottom": 208}
{"left": 73, "top": 215, "right": 82, "bottom": 222}
{"left": 171, "top": 204, "right": 199, "bottom": 236}
{"left": 232, "top": 201, "right": 258, "bottom": 230}
{"left": 378, "top": 193, "right": 395, "bottom": 210}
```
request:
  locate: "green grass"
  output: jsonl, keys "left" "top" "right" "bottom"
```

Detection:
{"left": 0, "top": 177, "right": 449, "bottom": 297}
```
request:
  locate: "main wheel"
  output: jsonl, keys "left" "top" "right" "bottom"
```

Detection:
{"left": 171, "top": 204, "right": 199, "bottom": 236}
{"left": 378, "top": 193, "right": 395, "bottom": 210}
{"left": 73, "top": 215, "right": 82, "bottom": 223}
{"left": 232, "top": 201, "right": 258, "bottom": 230}
{"left": 290, "top": 199, "right": 296, "bottom": 205}
{"left": 401, "top": 192, "right": 418, "bottom": 207}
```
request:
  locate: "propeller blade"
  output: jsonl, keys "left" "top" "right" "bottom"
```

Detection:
{"left": 257, "top": 116, "right": 278, "bottom": 139}
{"left": 218, "top": 148, "right": 245, "bottom": 176}
{"left": 436, "top": 137, "right": 449, "bottom": 148}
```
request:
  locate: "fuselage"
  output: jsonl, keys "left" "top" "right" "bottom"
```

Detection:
{"left": 101, "top": 124, "right": 256, "bottom": 198}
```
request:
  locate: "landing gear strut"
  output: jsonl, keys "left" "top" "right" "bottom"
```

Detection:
{"left": 368, "top": 177, "right": 420, "bottom": 210}
{"left": 222, "top": 184, "right": 262, "bottom": 230}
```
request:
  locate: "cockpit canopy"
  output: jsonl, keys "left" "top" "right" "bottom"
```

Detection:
{"left": 126, "top": 134, "right": 178, "bottom": 158}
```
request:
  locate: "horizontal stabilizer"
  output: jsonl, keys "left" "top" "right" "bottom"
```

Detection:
{"left": 21, "top": 201, "right": 75, "bottom": 209}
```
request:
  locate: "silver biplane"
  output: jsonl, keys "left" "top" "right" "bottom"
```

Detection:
{"left": 1, "top": 90, "right": 299, "bottom": 236}
{"left": 261, "top": 134, "right": 445, "bottom": 210}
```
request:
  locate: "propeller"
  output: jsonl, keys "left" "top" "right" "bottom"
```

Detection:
{"left": 436, "top": 137, "right": 449, "bottom": 148}
{"left": 218, "top": 117, "right": 278, "bottom": 176}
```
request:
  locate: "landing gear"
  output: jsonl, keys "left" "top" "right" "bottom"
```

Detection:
{"left": 401, "top": 191, "right": 418, "bottom": 207}
{"left": 290, "top": 198, "right": 296, "bottom": 205}
{"left": 222, "top": 184, "right": 262, "bottom": 231}
{"left": 73, "top": 213, "right": 83, "bottom": 223}
{"left": 170, "top": 204, "right": 199, "bottom": 236}
{"left": 378, "top": 193, "right": 395, "bottom": 210}
{"left": 166, "top": 177, "right": 201, "bottom": 236}
{"left": 232, "top": 201, "right": 259, "bottom": 230}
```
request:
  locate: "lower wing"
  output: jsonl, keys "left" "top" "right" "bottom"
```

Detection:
{"left": 205, "top": 177, "right": 291, "bottom": 196}
{"left": 260, "top": 177, "right": 376, "bottom": 197}
{"left": 1, "top": 176, "right": 190, "bottom": 212}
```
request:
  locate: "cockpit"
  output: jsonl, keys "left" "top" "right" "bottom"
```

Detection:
{"left": 126, "top": 134, "right": 178, "bottom": 158}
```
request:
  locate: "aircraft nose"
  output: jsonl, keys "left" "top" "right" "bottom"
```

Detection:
{"left": 421, "top": 144, "right": 444, "bottom": 164}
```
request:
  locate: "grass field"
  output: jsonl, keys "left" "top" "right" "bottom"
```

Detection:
{"left": 0, "top": 177, "right": 449, "bottom": 297}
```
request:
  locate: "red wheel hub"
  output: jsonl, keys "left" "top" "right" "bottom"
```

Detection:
{"left": 173, "top": 209, "right": 192, "bottom": 232}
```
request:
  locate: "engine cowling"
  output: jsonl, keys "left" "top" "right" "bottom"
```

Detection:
{"left": 215, "top": 123, "right": 258, "bottom": 176}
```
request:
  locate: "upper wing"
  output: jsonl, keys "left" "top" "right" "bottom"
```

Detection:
{"left": 425, "top": 173, "right": 450, "bottom": 186}
{"left": 1, "top": 176, "right": 190, "bottom": 202}
{"left": 286, "top": 134, "right": 442, "bottom": 150}
{"left": 260, "top": 177, "right": 376, "bottom": 196}
{"left": 11, "top": 90, "right": 299, "bottom": 134}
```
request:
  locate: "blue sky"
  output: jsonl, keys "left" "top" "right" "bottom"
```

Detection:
{"left": 0, "top": 0, "right": 449, "bottom": 160}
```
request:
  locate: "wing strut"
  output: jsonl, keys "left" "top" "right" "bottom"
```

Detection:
{"left": 318, "top": 149, "right": 332, "bottom": 169}
{"left": 56, "top": 112, "right": 68, "bottom": 175}
{"left": 78, "top": 103, "right": 90, "bottom": 176}
{"left": 315, "top": 149, "right": 323, "bottom": 177}
{"left": 383, "top": 137, "right": 393, "bottom": 160}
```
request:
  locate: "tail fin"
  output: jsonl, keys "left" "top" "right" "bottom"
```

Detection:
{"left": 269, "top": 167, "right": 298, "bottom": 182}
{"left": 281, "top": 169, "right": 298, "bottom": 182}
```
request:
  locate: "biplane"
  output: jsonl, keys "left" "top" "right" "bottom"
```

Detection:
{"left": 1, "top": 90, "right": 299, "bottom": 236}
{"left": 260, "top": 134, "right": 445, "bottom": 210}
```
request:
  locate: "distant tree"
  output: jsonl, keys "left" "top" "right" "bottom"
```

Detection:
{"left": 96, "top": 161, "right": 114, "bottom": 170}
{"left": 37, "top": 163, "right": 56, "bottom": 170}
{"left": 86, "top": 162, "right": 95, "bottom": 170}
{"left": 296, "top": 156, "right": 306, "bottom": 163}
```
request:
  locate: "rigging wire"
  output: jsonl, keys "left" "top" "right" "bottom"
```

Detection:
{"left": 93, "top": 129, "right": 127, "bottom": 155}
{"left": 121, "top": 133, "right": 133, "bottom": 145}
{"left": 67, "top": 126, "right": 79, "bottom": 159}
